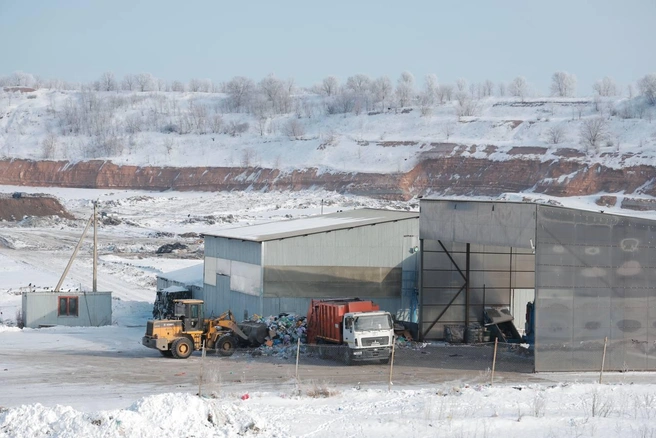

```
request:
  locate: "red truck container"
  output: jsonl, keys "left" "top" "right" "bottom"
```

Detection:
{"left": 306, "top": 298, "right": 380, "bottom": 344}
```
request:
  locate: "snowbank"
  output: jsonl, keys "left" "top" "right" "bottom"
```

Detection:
{"left": 2, "top": 384, "right": 656, "bottom": 438}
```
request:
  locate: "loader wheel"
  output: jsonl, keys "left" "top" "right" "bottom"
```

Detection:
{"left": 379, "top": 357, "right": 390, "bottom": 365}
{"left": 171, "top": 337, "right": 193, "bottom": 359}
{"left": 217, "top": 335, "right": 236, "bottom": 357}
{"left": 159, "top": 350, "right": 173, "bottom": 358}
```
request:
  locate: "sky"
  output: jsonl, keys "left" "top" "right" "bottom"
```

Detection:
{"left": 1, "top": 0, "right": 655, "bottom": 94}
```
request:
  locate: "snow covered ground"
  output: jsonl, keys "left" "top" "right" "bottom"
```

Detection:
{"left": 2, "top": 186, "right": 656, "bottom": 437}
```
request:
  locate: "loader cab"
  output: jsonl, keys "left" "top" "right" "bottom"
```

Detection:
{"left": 174, "top": 299, "right": 205, "bottom": 332}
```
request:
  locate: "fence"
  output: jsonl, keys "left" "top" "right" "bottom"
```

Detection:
{"left": 193, "top": 336, "right": 538, "bottom": 397}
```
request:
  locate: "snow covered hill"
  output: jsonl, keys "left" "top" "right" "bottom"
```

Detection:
{"left": 1, "top": 87, "right": 656, "bottom": 202}
{"left": 1, "top": 87, "right": 655, "bottom": 170}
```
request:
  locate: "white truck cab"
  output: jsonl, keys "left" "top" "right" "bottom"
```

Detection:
{"left": 343, "top": 311, "right": 394, "bottom": 364}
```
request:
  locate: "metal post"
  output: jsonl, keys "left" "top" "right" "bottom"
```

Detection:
{"left": 93, "top": 201, "right": 97, "bottom": 292}
{"left": 599, "top": 336, "right": 608, "bottom": 384}
{"left": 295, "top": 337, "right": 301, "bottom": 381}
{"left": 55, "top": 213, "right": 94, "bottom": 292}
{"left": 388, "top": 336, "right": 396, "bottom": 391}
{"left": 465, "top": 243, "right": 470, "bottom": 343}
{"left": 199, "top": 340, "right": 206, "bottom": 397}
{"left": 491, "top": 337, "right": 498, "bottom": 384}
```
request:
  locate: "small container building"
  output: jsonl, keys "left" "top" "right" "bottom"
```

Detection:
{"left": 21, "top": 291, "right": 112, "bottom": 328}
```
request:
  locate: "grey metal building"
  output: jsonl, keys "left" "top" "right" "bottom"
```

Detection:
{"left": 22, "top": 291, "right": 112, "bottom": 328}
{"left": 201, "top": 209, "right": 420, "bottom": 321}
{"left": 420, "top": 198, "right": 656, "bottom": 372}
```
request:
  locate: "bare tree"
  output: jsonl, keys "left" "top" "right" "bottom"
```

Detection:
{"left": 345, "top": 74, "right": 372, "bottom": 112}
{"left": 188, "top": 78, "right": 202, "bottom": 92}
{"left": 99, "top": 72, "right": 117, "bottom": 91}
{"left": 283, "top": 119, "right": 305, "bottom": 139}
{"left": 546, "top": 125, "right": 565, "bottom": 144}
{"left": 638, "top": 73, "right": 656, "bottom": 105}
{"left": 442, "top": 122, "right": 456, "bottom": 140}
{"left": 171, "top": 80, "right": 185, "bottom": 92}
{"left": 550, "top": 71, "right": 577, "bottom": 97}
{"left": 395, "top": 71, "right": 415, "bottom": 107}
{"left": 346, "top": 74, "right": 371, "bottom": 95}
{"left": 197, "top": 79, "right": 213, "bottom": 93}
{"left": 259, "top": 74, "right": 285, "bottom": 113}
{"left": 321, "top": 76, "right": 339, "bottom": 96}
{"left": 41, "top": 133, "right": 58, "bottom": 158}
{"left": 226, "top": 121, "right": 249, "bottom": 136}
{"left": 497, "top": 82, "right": 506, "bottom": 97}
{"left": 9, "top": 71, "right": 35, "bottom": 87}
{"left": 421, "top": 73, "right": 439, "bottom": 105}
{"left": 593, "top": 77, "right": 618, "bottom": 97}
{"left": 136, "top": 73, "right": 154, "bottom": 92}
{"left": 438, "top": 84, "right": 454, "bottom": 102}
{"left": 225, "top": 76, "right": 254, "bottom": 112}
{"left": 121, "top": 74, "right": 136, "bottom": 91}
{"left": 371, "top": 76, "right": 393, "bottom": 111}
{"left": 157, "top": 78, "right": 168, "bottom": 92}
{"left": 508, "top": 76, "right": 528, "bottom": 100}
{"left": 580, "top": 117, "right": 608, "bottom": 153}
{"left": 469, "top": 82, "right": 477, "bottom": 98}
{"left": 454, "top": 92, "right": 478, "bottom": 119}
{"left": 483, "top": 80, "right": 494, "bottom": 97}
{"left": 456, "top": 78, "right": 467, "bottom": 92}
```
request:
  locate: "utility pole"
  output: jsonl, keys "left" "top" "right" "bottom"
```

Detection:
{"left": 93, "top": 201, "right": 98, "bottom": 292}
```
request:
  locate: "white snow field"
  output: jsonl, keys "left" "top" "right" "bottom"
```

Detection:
{"left": 1, "top": 186, "right": 656, "bottom": 437}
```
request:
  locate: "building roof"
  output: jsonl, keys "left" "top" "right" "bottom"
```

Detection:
{"left": 157, "top": 263, "right": 204, "bottom": 287}
{"left": 204, "top": 208, "right": 419, "bottom": 242}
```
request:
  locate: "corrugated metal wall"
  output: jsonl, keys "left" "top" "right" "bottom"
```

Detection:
{"left": 420, "top": 240, "right": 534, "bottom": 339}
{"left": 205, "top": 236, "right": 261, "bottom": 265}
{"left": 263, "top": 219, "right": 418, "bottom": 267}
{"left": 202, "top": 236, "right": 262, "bottom": 318}
{"left": 261, "top": 219, "right": 418, "bottom": 317}
{"left": 420, "top": 200, "right": 536, "bottom": 249}
{"left": 22, "top": 292, "right": 112, "bottom": 328}
{"left": 535, "top": 205, "right": 656, "bottom": 372}
{"left": 263, "top": 296, "right": 401, "bottom": 318}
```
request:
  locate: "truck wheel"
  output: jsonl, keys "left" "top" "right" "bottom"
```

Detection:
{"left": 171, "top": 337, "right": 193, "bottom": 359}
{"left": 159, "top": 350, "right": 173, "bottom": 358}
{"left": 217, "top": 335, "right": 236, "bottom": 357}
{"left": 379, "top": 357, "right": 390, "bottom": 365}
{"left": 342, "top": 347, "right": 352, "bottom": 366}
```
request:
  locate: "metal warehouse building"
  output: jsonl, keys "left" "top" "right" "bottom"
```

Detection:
{"left": 420, "top": 198, "right": 656, "bottom": 372}
{"left": 201, "top": 209, "right": 420, "bottom": 321}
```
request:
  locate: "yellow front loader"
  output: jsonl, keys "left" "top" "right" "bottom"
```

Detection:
{"left": 142, "top": 299, "right": 249, "bottom": 359}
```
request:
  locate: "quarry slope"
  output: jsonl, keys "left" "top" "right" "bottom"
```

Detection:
{"left": 1, "top": 148, "right": 655, "bottom": 204}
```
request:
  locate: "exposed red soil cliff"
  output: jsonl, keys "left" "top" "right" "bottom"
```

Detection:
{"left": 0, "top": 156, "right": 654, "bottom": 201}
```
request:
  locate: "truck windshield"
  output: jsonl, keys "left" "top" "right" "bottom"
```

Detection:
{"left": 354, "top": 315, "right": 392, "bottom": 331}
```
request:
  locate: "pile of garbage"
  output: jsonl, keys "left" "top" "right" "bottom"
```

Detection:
{"left": 248, "top": 313, "right": 307, "bottom": 358}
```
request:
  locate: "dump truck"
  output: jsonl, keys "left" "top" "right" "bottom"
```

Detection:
{"left": 306, "top": 298, "right": 394, "bottom": 365}
{"left": 142, "top": 299, "right": 251, "bottom": 359}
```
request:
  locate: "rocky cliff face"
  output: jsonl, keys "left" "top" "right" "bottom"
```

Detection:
{"left": 1, "top": 154, "right": 655, "bottom": 201}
